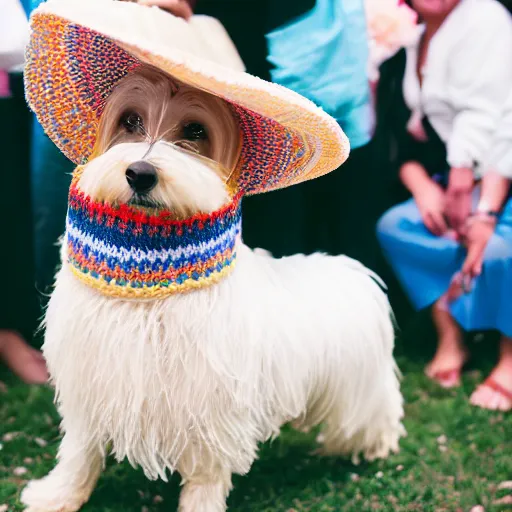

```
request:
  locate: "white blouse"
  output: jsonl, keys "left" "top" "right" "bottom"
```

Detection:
{"left": 484, "top": 92, "right": 512, "bottom": 179}
{"left": 402, "top": 0, "right": 512, "bottom": 175}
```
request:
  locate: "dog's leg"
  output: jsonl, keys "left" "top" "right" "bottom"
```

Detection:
{"left": 316, "top": 364, "right": 405, "bottom": 463}
{"left": 178, "top": 467, "right": 232, "bottom": 512}
{"left": 356, "top": 365, "right": 406, "bottom": 462}
{"left": 21, "top": 429, "right": 103, "bottom": 512}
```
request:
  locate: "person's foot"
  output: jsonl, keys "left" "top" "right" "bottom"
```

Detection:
{"left": 470, "top": 338, "right": 512, "bottom": 411}
{"left": 425, "top": 340, "right": 469, "bottom": 388}
{"left": 426, "top": 300, "right": 468, "bottom": 388}
{"left": 0, "top": 331, "right": 49, "bottom": 384}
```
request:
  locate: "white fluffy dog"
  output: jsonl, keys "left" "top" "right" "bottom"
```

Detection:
{"left": 22, "top": 66, "right": 404, "bottom": 512}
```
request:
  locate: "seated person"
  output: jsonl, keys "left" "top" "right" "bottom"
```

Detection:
{"left": 376, "top": 0, "right": 512, "bottom": 411}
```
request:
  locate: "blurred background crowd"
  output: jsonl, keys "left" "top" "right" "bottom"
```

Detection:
{"left": 1, "top": 0, "right": 512, "bottom": 412}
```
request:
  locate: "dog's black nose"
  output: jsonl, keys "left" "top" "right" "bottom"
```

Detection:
{"left": 126, "top": 161, "right": 158, "bottom": 194}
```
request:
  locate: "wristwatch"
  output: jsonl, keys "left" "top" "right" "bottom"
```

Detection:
{"left": 475, "top": 200, "right": 500, "bottom": 218}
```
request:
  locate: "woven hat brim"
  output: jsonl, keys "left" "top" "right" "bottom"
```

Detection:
{"left": 25, "top": 0, "right": 350, "bottom": 194}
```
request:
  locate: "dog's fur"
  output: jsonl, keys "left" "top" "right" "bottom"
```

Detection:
{"left": 22, "top": 66, "right": 405, "bottom": 512}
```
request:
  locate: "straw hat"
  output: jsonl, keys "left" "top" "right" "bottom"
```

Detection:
{"left": 25, "top": 0, "right": 350, "bottom": 194}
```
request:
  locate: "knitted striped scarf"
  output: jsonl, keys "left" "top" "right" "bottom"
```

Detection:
{"left": 65, "top": 173, "right": 242, "bottom": 299}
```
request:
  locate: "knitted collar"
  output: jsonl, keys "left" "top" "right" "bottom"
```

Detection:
{"left": 65, "top": 175, "right": 242, "bottom": 299}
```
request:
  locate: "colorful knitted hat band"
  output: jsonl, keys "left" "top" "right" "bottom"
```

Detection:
{"left": 66, "top": 170, "right": 242, "bottom": 299}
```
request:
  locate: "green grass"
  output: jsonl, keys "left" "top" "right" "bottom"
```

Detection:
{"left": 1, "top": 336, "right": 512, "bottom": 512}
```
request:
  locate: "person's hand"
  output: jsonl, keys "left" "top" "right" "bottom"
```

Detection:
{"left": 461, "top": 215, "right": 496, "bottom": 278}
{"left": 138, "top": 0, "right": 193, "bottom": 19}
{"left": 413, "top": 179, "right": 448, "bottom": 236}
{"left": 444, "top": 167, "right": 474, "bottom": 233}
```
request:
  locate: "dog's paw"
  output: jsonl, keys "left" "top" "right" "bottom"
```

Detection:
{"left": 314, "top": 421, "right": 406, "bottom": 463}
{"left": 363, "top": 422, "right": 406, "bottom": 462}
{"left": 21, "top": 477, "right": 88, "bottom": 512}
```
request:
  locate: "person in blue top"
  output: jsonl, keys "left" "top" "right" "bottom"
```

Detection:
{"left": 244, "top": 0, "right": 376, "bottom": 263}
{"left": 266, "top": 0, "right": 372, "bottom": 150}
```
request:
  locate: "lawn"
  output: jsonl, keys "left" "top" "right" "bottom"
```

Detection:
{"left": 1, "top": 324, "right": 511, "bottom": 512}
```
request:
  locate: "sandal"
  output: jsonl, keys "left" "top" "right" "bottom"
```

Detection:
{"left": 425, "top": 352, "right": 469, "bottom": 389}
{"left": 427, "top": 368, "right": 463, "bottom": 388}
{"left": 471, "top": 377, "right": 512, "bottom": 412}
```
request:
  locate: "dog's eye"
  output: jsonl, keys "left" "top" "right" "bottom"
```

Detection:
{"left": 120, "top": 111, "right": 144, "bottom": 134}
{"left": 182, "top": 122, "right": 208, "bottom": 141}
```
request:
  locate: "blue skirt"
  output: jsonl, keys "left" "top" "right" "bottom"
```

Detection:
{"left": 377, "top": 193, "right": 512, "bottom": 337}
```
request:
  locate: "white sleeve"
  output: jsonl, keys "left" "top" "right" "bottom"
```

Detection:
{"left": 0, "top": 0, "right": 29, "bottom": 72}
{"left": 485, "top": 93, "right": 512, "bottom": 179}
{"left": 446, "top": 5, "right": 512, "bottom": 169}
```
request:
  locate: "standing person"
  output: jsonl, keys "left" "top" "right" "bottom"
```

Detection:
{"left": 376, "top": 0, "right": 512, "bottom": 407}
{"left": 244, "top": 0, "right": 377, "bottom": 263}
{"left": 0, "top": 0, "right": 48, "bottom": 383}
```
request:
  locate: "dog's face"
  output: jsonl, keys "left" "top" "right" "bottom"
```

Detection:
{"left": 78, "top": 65, "right": 241, "bottom": 218}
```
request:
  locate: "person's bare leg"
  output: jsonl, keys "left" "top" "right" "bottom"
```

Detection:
{"left": 0, "top": 330, "right": 49, "bottom": 384}
{"left": 470, "top": 336, "right": 512, "bottom": 411}
{"left": 425, "top": 300, "right": 468, "bottom": 388}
